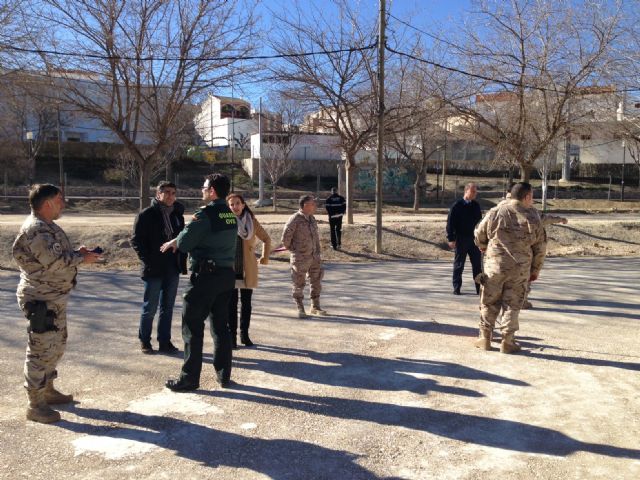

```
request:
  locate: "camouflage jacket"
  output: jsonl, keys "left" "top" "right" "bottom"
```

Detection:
{"left": 281, "top": 211, "right": 321, "bottom": 260}
{"left": 12, "top": 214, "right": 84, "bottom": 301}
{"left": 474, "top": 199, "right": 547, "bottom": 276}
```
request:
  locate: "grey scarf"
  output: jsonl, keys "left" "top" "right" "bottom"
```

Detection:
{"left": 236, "top": 209, "right": 254, "bottom": 240}
{"left": 158, "top": 202, "right": 175, "bottom": 240}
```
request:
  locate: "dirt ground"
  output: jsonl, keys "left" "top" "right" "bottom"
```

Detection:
{"left": 1, "top": 208, "right": 640, "bottom": 271}
{"left": 0, "top": 258, "right": 638, "bottom": 479}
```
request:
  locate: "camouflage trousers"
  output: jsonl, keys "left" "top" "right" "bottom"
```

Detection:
{"left": 478, "top": 268, "right": 529, "bottom": 334}
{"left": 290, "top": 256, "right": 324, "bottom": 303}
{"left": 18, "top": 297, "right": 68, "bottom": 391}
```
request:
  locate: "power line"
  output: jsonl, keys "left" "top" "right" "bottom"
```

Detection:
{"left": 0, "top": 43, "right": 376, "bottom": 63}
{"left": 387, "top": 12, "right": 463, "bottom": 52}
{"left": 386, "top": 44, "right": 640, "bottom": 95}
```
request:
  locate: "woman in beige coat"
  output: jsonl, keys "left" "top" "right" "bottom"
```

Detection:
{"left": 227, "top": 194, "right": 271, "bottom": 348}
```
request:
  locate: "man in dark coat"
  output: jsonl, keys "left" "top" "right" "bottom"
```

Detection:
{"left": 131, "top": 181, "right": 187, "bottom": 354}
{"left": 446, "top": 182, "right": 482, "bottom": 295}
{"left": 325, "top": 187, "right": 346, "bottom": 250}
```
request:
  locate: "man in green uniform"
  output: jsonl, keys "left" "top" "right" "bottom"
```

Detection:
{"left": 162, "top": 173, "right": 237, "bottom": 391}
{"left": 13, "top": 184, "right": 101, "bottom": 423}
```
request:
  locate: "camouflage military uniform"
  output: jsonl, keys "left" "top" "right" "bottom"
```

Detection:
{"left": 12, "top": 214, "right": 84, "bottom": 392}
{"left": 474, "top": 199, "right": 546, "bottom": 337}
{"left": 281, "top": 211, "right": 324, "bottom": 306}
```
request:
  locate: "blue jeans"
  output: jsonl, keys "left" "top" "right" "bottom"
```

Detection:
{"left": 138, "top": 268, "right": 180, "bottom": 344}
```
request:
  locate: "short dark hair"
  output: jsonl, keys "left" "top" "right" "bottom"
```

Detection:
{"left": 29, "top": 184, "right": 60, "bottom": 211}
{"left": 299, "top": 194, "right": 316, "bottom": 209}
{"left": 205, "top": 173, "right": 230, "bottom": 198}
{"left": 510, "top": 182, "right": 532, "bottom": 201}
{"left": 331, "top": 187, "right": 337, "bottom": 194}
{"left": 156, "top": 181, "right": 176, "bottom": 193}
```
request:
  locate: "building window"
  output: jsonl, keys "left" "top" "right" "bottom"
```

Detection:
{"left": 220, "top": 104, "right": 234, "bottom": 118}
{"left": 580, "top": 134, "right": 591, "bottom": 141}
{"left": 65, "top": 132, "right": 84, "bottom": 142}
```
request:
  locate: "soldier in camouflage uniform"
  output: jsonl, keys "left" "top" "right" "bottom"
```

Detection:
{"left": 12, "top": 184, "right": 100, "bottom": 423}
{"left": 522, "top": 213, "right": 567, "bottom": 309}
{"left": 281, "top": 195, "right": 327, "bottom": 318}
{"left": 473, "top": 182, "right": 547, "bottom": 353}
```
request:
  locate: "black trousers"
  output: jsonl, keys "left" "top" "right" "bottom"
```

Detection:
{"left": 228, "top": 288, "right": 253, "bottom": 336}
{"left": 329, "top": 216, "right": 343, "bottom": 248}
{"left": 180, "top": 267, "right": 235, "bottom": 384}
{"left": 452, "top": 236, "right": 482, "bottom": 293}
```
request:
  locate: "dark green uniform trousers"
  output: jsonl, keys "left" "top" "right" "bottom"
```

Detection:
{"left": 180, "top": 267, "right": 235, "bottom": 384}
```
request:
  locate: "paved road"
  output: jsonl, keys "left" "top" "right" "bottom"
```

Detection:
{"left": 0, "top": 258, "right": 639, "bottom": 479}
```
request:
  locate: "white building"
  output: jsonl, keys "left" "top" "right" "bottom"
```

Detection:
{"left": 0, "top": 70, "right": 155, "bottom": 145}
{"left": 194, "top": 95, "right": 257, "bottom": 148}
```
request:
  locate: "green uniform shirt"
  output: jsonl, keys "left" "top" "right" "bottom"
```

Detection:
{"left": 176, "top": 199, "right": 237, "bottom": 269}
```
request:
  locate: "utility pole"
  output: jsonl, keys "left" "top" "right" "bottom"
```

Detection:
{"left": 562, "top": 102, "right": 571, "bottom": 182}
{"left": 375, "top": 0, "right": 386, "bottom": 254}
{"left": 621, "top": 140, "right": 626, "bottom": 202}
{"left": 57, "top": 107, "right": 64, "bottom": 197}
{"left": 209, "top": 94, "right": 213, "bottom": 148}
{"left": 257, "top": 97, "right": 265, "bottom": 206}
{"left": 230, "top": 82, "right": 235, "bottom": 192}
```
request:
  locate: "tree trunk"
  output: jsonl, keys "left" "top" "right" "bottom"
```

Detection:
{"left": 345, "top": 154, "right": 356, "bottom": 225}
{"left": 413, "top": 177, "right": 421, "bottom": 212}
{"left": 413, "top": 162, "right": 426, "bottom": 212}
{"left": 165, "top": 160, "right": 173, "bottom": 183}
{"left": 139, "top": 164, "right": 151, "bottom": 210}
{"left": 345, "top": 164, "right": 355, "bottom": 224}
{"left": 520, "top": 163, "right": 532, "bottom": 182}
{"left": 272, "top": 183, "right": 277, "bottom": 212}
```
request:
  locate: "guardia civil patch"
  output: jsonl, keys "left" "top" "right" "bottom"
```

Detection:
{"left": 52, "top": 243, "right": 62, "bottom": 254}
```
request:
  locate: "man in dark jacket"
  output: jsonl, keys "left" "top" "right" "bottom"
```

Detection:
{"left": 325, "top": 187, "right": 346, "bottom": 250}
{"left": 131, "top": 181, "right": 186, "bottom": 354}
{"left": 446, "top": 182, "right": 482, "bottom": 295}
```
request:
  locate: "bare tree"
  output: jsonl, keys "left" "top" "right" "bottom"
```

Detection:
{"left": 25, "top": 0, "right": 256, "bottom": 209}
{"left": 0, "top": 73, "right": 59, "bottom": 183}
{"left": 443, "top": 0, "right": 622, "bottom": 181}
{"left": 385, "top": 39, "right": 451, "bottom": 210}
{"left": 261, "top": 93, "right": 304, "bottom": 211}
{"left": 269, "top": 0, "right": 377, "bottom": 224}
{"left": 0, "top": 0, "right": 29, "bottom": 72}
{"left": 617, "top": 109, "right": 640, "bottom": 189}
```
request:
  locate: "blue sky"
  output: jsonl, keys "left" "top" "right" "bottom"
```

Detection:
{"left": 220, "top": 0, "right": 474, "bottom": 104}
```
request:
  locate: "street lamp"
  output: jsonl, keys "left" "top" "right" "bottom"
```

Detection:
{"left": 26, "top": 131, "right": 34, "bottom": 185}
{"left": 617, "top": 100, "right": 625, "bottom": 202}
{"left": 621, "top": 139, "right": 626, "bottom": 202}
{"left": 435, "top": 144, "right": 443, "bottom": 203}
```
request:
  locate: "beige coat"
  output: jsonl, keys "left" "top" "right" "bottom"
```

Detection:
{"left": 239, "top": 216, "right": 271, "bottom": 289}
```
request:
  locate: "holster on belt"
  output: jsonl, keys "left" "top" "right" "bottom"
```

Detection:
{"left": 24, "top": 300, "right": 58, "bottom": 333}
{"left": 197, "top": 260, "right": 217, "bottom": 274}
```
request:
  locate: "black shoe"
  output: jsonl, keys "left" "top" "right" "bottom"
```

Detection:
{"left": 453, "top": 289, "right": 461, "bottom": 296}
{"left": 231, "top": 336, "right": 238, "bottom": 350}
{"left": 158, "top": 341, "right": 179, "bottom": 354}
{"left": 140, "top": 341, "right": 155, "bottom": 354}
{"left": 240, "top": 333, "right": 254, "bottom": 347}
{"left": 165, "top": 378, "right": 199, "bottom": 392}
{"left": 216, "top": 372, "right": 231, "bottom": 388}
